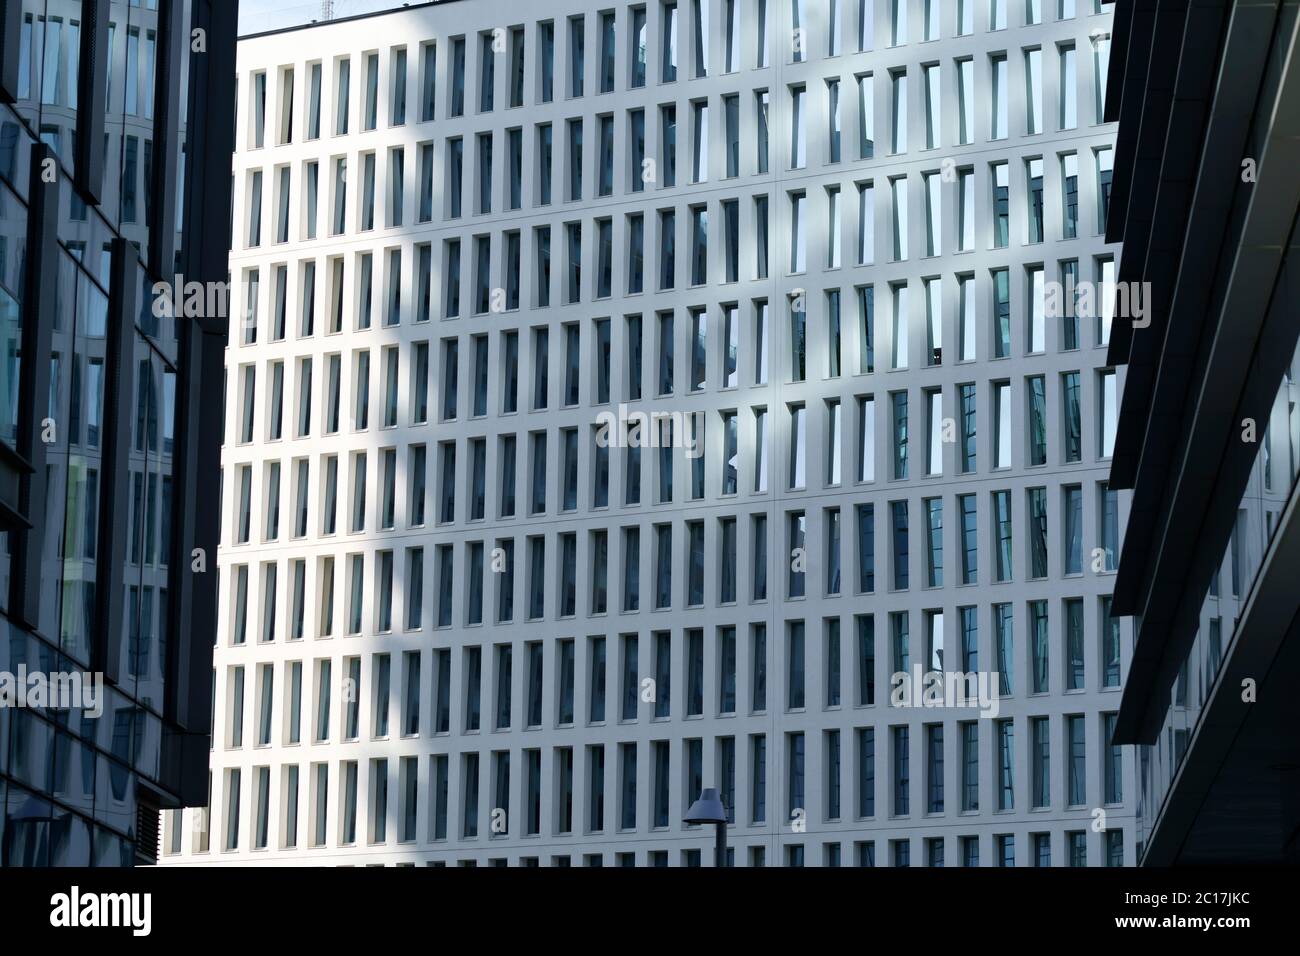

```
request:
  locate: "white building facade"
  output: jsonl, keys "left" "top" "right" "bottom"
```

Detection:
{"left": 162, "top": 0, "right": 1131, "bottom": 867}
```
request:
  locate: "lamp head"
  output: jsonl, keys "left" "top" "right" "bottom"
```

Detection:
{"left": 683, "top": 787, "right": 728, "bottom": 825}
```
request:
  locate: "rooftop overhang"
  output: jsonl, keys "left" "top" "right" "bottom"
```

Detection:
{"left": 1111, "top": 3, "right": 1300, "bottom": 742}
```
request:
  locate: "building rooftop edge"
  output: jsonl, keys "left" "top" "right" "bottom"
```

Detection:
{"left": 239, "top": 0, "right": 465, "bottom": 43}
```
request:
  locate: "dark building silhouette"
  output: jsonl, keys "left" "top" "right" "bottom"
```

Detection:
{"left": 1105, "top": 0, "right": 1300, "bottom": 864}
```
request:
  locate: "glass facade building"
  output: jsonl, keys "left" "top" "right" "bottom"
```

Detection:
{"left": 0, "top": 0, "right": 238, "bottom": 866}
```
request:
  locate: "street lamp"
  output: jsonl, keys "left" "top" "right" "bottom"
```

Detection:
{"left": 684, "top": 787, "right": 729, "bottom": 867}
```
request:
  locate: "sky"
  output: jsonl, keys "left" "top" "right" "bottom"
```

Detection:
{"left": 239, "top": 0, "right": 415, "bottom": 36}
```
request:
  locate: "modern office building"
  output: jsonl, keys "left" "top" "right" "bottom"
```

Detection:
{"left": 1104, "top": 1, "right": 1300, "bottom": 864}
{"left": 0, "top": 0, "right": 238, "bottom": 865}
{"left": 163, "top": 0, "right": 1131, "bottom": 867}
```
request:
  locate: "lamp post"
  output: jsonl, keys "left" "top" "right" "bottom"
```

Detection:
{"left": 684, "top": 787, "right": 729, "bottom": 867}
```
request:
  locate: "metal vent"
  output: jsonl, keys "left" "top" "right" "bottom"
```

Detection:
{"left": 135, "top": 797, "right": 161, "bottom": 866}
